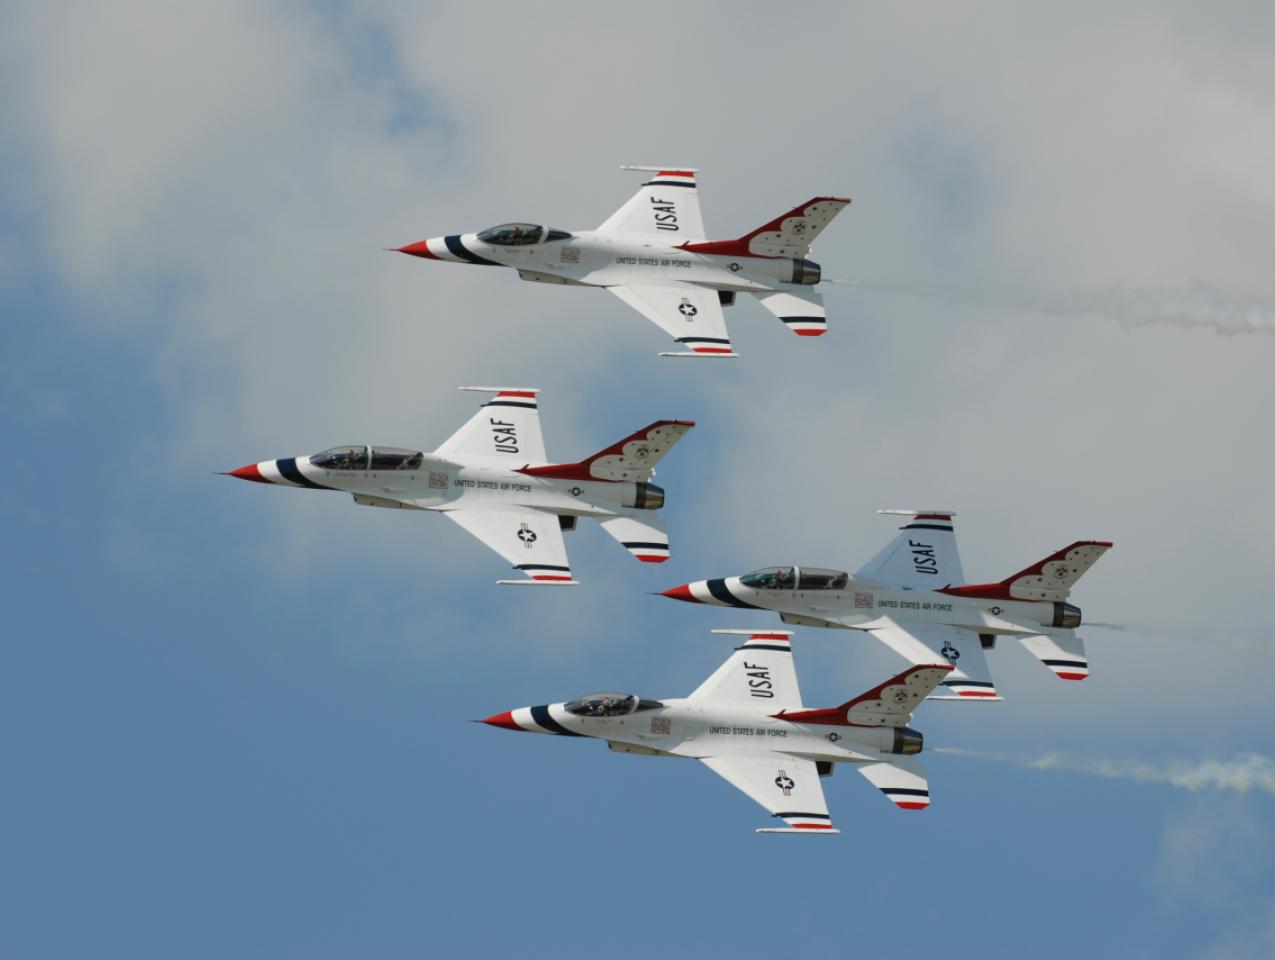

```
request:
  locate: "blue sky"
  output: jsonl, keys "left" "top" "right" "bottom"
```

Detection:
{"left": 3, "top": 3, "right": 1275, "bottom": 957}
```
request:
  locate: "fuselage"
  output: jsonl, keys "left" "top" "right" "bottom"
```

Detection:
{"left": 664, "top": 569, "right": 1082, "bottom": 637}
{"left": 484, "top": 696, "right": 920, "bottom": 767}
{"left": 228, "top": 448, "right": 660, "bottom": 519}
{"left": 399, "top": 227, "right": 820, "bottom": 294}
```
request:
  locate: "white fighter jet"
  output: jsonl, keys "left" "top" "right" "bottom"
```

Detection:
{"left": 396, "top": 166, "right": 849, "bottom": 357}
{"left": 482, "top": 629, "right": 954, "bottom": 832}
{"left": 661, "top": 510, "right": 1113, "bottom": 700}
{"left": 225, "top": 387, "right": 693, "bottom": 584}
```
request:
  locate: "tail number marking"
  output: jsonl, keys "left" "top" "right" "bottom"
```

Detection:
{"left": 649, "top": 196, "right": 679, "bottom": 232}
{"left": 909, "top": 539, "right": 937, "bottom": 575}
{"left": 489, "top": 419, "right": 518, "bottom": 454}
{"left": 743, "top": 661, "right": 774, "bottom": 698}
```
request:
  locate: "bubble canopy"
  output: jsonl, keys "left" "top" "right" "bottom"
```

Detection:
{"left": 310, "top": 446, "right": 424, "bottom": 471}
{"left": 563, "top": 693, "right": 664, "bottom": 718}
{"left": 476, "top": 223, "right": 572, "bottom": 245}
{"left": 739, "top": 566, "right": 848, "bottom": 591}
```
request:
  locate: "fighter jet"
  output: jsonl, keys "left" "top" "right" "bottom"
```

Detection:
{"left": 661, "top": 510, "right": 1113, "bottom": 700}
{"left": 224, "top": 387, "right": 693, "bottom": 584}
{"left": 483, "top": 629, "right": 953, "bottom": 832}
{"left": 396, "top": 166, "right": 849, "bottom": 358}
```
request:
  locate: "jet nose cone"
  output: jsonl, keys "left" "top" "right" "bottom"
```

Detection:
{"left": 396, "top": 240, "right": 439, "bottom": 260}
{"left": 224, "top": 464, "right": 269, "bottom": 484}
{"left": 480, "top": 710, "right": 523, "bottom": 731}
{"left": 661, "top": 583, "right": 699, "bottom": 603}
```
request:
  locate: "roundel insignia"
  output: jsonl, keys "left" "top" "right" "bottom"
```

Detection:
{"left": 940, "top": 640, "right": 960, "bottom": 662}
{"left": 678, "top": 298, "right": 698, "bottom": 318}
{"left": 825, "top": 732, "right": 841, "bottom": 743}
{"left": 569, "top": 486, "right": 582, "bottom": 497}
{"left": 729, "top": 262, "right": 740, "bottom": 272}
{"left": 774, "top": 773, "right": 795, "bottom": 795}
{"left": 517, "top": 523, "right": 538, "bottom": 546}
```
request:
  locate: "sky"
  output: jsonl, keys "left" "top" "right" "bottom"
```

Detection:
{"left": 2, "top": 2, "right": 1274, "bottom": 957}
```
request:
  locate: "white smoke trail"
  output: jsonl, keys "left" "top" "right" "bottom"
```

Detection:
{"left": 1084, "top": 621, "right": 1273, "bottom": 654}
{"left": 935, "top": 748, "right": 1275, "bottom": 796}
{"left": 854, "top": 281, "right": 1275, "bottom": 337}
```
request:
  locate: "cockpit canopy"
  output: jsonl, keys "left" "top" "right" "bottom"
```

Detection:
{"left": 310, "top": 445, "right": 424, "bottom": 471}
{"left": 476, "top": 223, "right": 572, "bottom": 245}
{"left": 739, "top": 566, "right": 848, "bottom": 591}
{"left": 740, "top": 566, "right": 796, "bottom": 590}
{"left": 563, "top": 692, "right": 663, "bottom": 718}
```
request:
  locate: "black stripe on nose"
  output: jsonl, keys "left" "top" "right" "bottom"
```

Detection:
{"left": 707, "top": 578, "right": 760, "bottom": 608}
{"left": 276, "top": 458, "right": 331, "bottom": 490}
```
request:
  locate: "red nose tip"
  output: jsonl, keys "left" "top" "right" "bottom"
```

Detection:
{"left": 225, "top": 464, "right": 269, "bottom": 484}
{"left": 396, "top": 241, "right": 438, "bottom": 259}
{"left": 661, "top": 584, "right": 697, "bottom": 602}
{"left": 480, "top": 711, "right": 523, "bottom": 731}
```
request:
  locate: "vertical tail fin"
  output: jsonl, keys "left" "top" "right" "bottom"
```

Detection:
{"left": 943, "top": 540, "right": 1113, "bottom": 602}
{"left": 775, "top": 664, "right": 953, "bottom": 727}
{"left": 518, "top": 420, "right": 694, "bottom": 482}
{"left": 681, "top": 197, "right": 850, "bottom": 258}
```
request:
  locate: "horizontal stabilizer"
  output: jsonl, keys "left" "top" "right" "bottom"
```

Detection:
{"left": 857, "top": 757, "right": 930, "bottom": 810}
{"left": 519, "top": 420, "right": 694, "bottom": 482}
{"left": 757, "top": 827, "right": 841, "bottom": 835}
{"left": 753, "top": 288, "right": 827, "bottom": 337}
{"left": 1020, "top": 627, "right": 1089, "bottom": 680}
{"left": 599, "top": 514, "right": 669, "bottom": 563}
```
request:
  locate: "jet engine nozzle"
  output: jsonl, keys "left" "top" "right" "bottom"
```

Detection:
{"left": 891, "top": 727, "right": 924, "bottom": 756}
{"left": 625, "top": 481, "right": 665, "bottom": 510}
{"left": 1052, "top": 602, "right": 1082, "bottom": 629}
{"left": 788, "top": 258, "right": 822, "bottom": 285}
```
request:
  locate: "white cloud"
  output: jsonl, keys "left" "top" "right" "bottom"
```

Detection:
{"left": 5, "top": 1, "right": 1275, "bottom": 733}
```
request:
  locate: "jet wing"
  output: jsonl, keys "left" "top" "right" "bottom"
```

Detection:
{"left": 862, "top": 618, "right": 1001, "bottom": 700}
{"left": 856, "top": 756, "right": 932, "bottom": 810}
{"left": 857, "top": 511, "right": 965, "bottom": 590}
{"left": 689, "top": 630, "right": 800, "bottom": 704}
{"left": 597, "top": 167, "right": 706, "bottom": 242}
{"left": 700, "top": 755, "right": 838, "bottom": 834}
{"left": 606, "top": 282, "right": 738, "bottom": 358}
{"left": 436, "top": 387, "right": 547, "bottom": 464}
{"left": 441, "top": 507, "right": 577, "bottom": 585}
